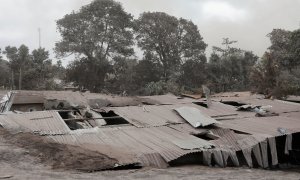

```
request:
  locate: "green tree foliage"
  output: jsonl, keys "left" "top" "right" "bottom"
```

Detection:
{"left": 56, "top": 0, "right": 134, "bottom": 92}
{"left": 134, "top": 12, "right": 207, "bottom": 81}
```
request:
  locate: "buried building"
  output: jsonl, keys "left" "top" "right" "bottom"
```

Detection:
{"left": 0, "top": 90, "right": 300, "bottom": 170}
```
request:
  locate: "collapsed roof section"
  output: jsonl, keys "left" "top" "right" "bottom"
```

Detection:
{"left": 0, "top": 90, "right": 300, "bottom": 170}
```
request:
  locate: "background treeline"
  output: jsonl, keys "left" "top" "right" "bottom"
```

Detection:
{"left": 0, "top": 0, "right": 299, "bottom": 98}
{"left": 0, "top": 46, "right": 64, "bottom": 90}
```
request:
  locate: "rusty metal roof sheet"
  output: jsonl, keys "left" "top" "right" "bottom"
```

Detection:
{"left": 219, "top": 116, "right": 300, "bottom": 137}
{"left": 217, "top": 98, "right": 300, "bottom": 114}
{"left": 100, "top": 102, "right": 255, "bottom": 128}
{"left": 0, "top": 111, "right": 70, "bottom": 135}
{"left": 49, "top": 125, "right": 213, "bottom": 165}
{"left": 167, "top": 123, "right": 208, "bottom": 135}
{"left": 285, "top": 95, "right": 300, "bottom": 103}
{"left": 84, "top": 93, "right": 161, "bottom": 107}
{"left": 142, "top": 94, "right": 196, "bottom": 105}
{"left": 12, "top": 93, "right": 45, "bottom": 104}
{"left": 100, "top": 105, "right": 185, "bottom": 127}
{"left": 281, "top": 111, "right": 300, "bottom": 119}
{"left": 174, "top": 106, "right": 220, "bottom": 127}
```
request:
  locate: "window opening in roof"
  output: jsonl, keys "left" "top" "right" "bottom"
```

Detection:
{"left": 220, "top": 101, "right": 247, "bottom": 107}
{"left": 58, "top": 111, "right": 70, "bottom": 119}
{"left": 193, "top": 102, "right": 208, "bottom": 108}
{"left": 58, "top": 110, "right": 93, "bottom": 130}
{"left": 98, "top": 111, "right": 130, "bottom": 125}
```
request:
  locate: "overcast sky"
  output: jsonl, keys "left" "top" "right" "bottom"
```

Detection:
{"left": 0, "top": 0, "right": 300, "bottom": 65}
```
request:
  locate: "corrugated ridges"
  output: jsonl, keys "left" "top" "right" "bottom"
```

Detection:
{"left": 0, "top": 111, "right": 70, "bottom": 135}
{"left": 219, "top": 116, "right": 300, "bottom": 136}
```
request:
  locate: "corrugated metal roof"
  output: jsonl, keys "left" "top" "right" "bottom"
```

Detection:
{"left": 175, "top": 106, "right": 220, "bottom": 127}
{"left": 100, "top": 105, "right": 185, "bottom": 127}
{"left": 285, "top": 95, "right": 300, "bottom": 102}
{"left": 14, "top": 90, "right": 88, "bottom": 108}
{"left": 167, "top": 123, "right": 208, "bottom": 135}
{"left": 218, "top": 98, "right": 300, "bottom": 114}
{"left": 49, "top": 125, "right": 213, "bottom": 165}
{"left": 142, "top": 94, "right": 196, "bottom": 105}
{"left": 1, "top": 91, "right": 300, "bottom": 169}
{"left": 219, "top": 116, "right": 300, "bottom": 136}
{"left": 281, "top": 111, "right": 300, "bottom": 119}
{"left": 12, "top": 93, "right": 44, "bottom": 104}
{"left": 84, "top": 93, "right": 161, "bottom": 107}
{"left": 0, "top": 111, "right": 70, "bottom": 135}
{"left": 99, "top": 102, "right": 252, "bottom": 128}
{"left": 208, "top": 130, "right": 277, "bottom": 168}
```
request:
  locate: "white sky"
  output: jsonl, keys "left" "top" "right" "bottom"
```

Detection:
{"left": 0, "top": 0, "right": 300, "bottom": 65}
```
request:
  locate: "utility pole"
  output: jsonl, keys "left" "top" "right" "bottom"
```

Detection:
{"left": 38, "top": 28, "right": 41, "bottom": 48}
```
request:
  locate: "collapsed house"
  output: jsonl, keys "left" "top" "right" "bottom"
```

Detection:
{"left": 0, "top": 90, "right": 300, "bottom": 169}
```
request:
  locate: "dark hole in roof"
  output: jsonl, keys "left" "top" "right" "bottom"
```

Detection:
{"left": 99, "top": 111, "right": 130, "bottom": 125}
{"left": 192, "top": 133, "right": 217, "bottom": 141}
{"left": 233, "top": 130, "right": 251, "bottom": 135}
{"left": 58, "top": 110, "right": 88, "bottom": 130}
{"left": 193, "top": 102, "right": 208, "bottom": 108}
{"left": 220, "top": 101, "right": 247, "bottom": 107}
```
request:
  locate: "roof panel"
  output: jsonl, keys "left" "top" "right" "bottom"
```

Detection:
{"left": 0, "top": 111, "right": 70, "bottom": 135}
{"left": 219, "top": 116, "right": 300, "bottom": 136}
{"left": 174, "top": 106, "right": 220, "bottom": 127}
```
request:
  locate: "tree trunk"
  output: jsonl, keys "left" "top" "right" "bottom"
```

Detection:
{"left": 19, "top": 68, "right": 22, "bottom": 90}
{"left": 11, "top": 71, "right": 14, "bottom": 90}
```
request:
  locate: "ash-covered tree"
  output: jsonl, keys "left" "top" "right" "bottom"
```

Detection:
{"left": 178, "top": 54, "right": 207, "bottom": 91}
{"left": 4, "top": 45, "right": 30, "bottom": 90}
{"left": 0, "top": 49, "right": 10, "bottom": 89}
{"left": 250, "top": 28, "right": 300, "bottom": 97}
{"left": 105, "top": 56, "right": 138, "bottom": 94}
{"left": 207, "top": 38, "right": 258, "bottom": 92}
{"left": 134, "top": 12, "right": 207, "bottom": 81}
{"left": 250, "top": 52, "right": 279, "bottom": 95}
{"left": 56, "top": 0, "right": 134, "bottom": 92}
{"left": 4, "top": 46, "right": 58, "bottom": 90}
{"left": 133, "top": 52, "right": 162, "bottom": 88}
{"left": 26, "top": 48, "right": 56, "bottom": 89}
{"left": 267, "top": 29, "right": 294, "bottom": 70}
{"left": 287, "top": 29, "right": 300, "bottom": 70}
